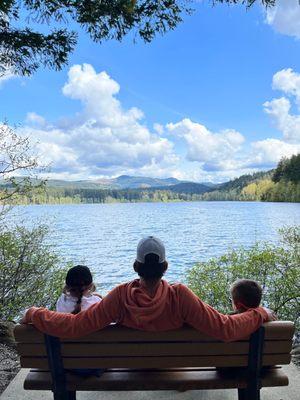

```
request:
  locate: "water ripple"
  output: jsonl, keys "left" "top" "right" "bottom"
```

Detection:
{"left": 11, "top": 201, "right": 300, "bottom": 294}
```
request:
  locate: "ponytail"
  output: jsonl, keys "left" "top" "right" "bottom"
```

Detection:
{"left": 71, "top": 287, "right": 84, "bottom": 315}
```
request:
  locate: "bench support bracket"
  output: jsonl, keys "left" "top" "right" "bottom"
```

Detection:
{"left": 239, "top": 326, "right": 265, "bottom": 400}
{"left": 44, "top": 334, "right": 76, "bottom": 400}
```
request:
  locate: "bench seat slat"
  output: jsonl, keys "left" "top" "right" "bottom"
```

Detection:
{"left": 17, "top": 340, "right": 292, "bottom": 357}
{"left": 23, "top": 368, "right": 289, "bottom": 391}
{"left": 20, "top": 354, "right": 291, "bottom": 369}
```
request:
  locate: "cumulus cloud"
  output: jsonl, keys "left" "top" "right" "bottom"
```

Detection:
{"left": 265, "top": 0, "right": 300, "bottom": 39}
{"left": 264, "top": 97, "right": 300, "bottom": 143}
{"left": 166, "top": 118, "right": 245, "bottom": 171}
{"left": 21, "top": 64, "right": 178, "bottom": 179}
{"left": 264, "top": 68, "right": 300, "bottom": 143}
{"left": 25, "top": 112, "right": 47, "bottom": 127}
{"left": 273, "top": 68, "right": 300, "bottom": 99}
{"left": 248, "top": 138, "right": 300, "bottom": 168}
{"left": 19, "top": 65, "right": 300, "bottom": 182}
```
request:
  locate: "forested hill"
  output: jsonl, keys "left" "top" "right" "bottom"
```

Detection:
{"left": 218, "top": 171, "right": 272, "bottom": 191}
{"left": 3, "top": 154, "right": 300, "bottom": 204}
{"left": 201, "top": 154, "right": 300, "bottom": 202}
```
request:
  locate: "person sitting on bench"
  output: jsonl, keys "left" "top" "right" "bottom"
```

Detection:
{"left": 230, "top": 279, "right": 263, "bottom": 314}
{"left": 22, "top": 236, "right": 274, "bottom": 341}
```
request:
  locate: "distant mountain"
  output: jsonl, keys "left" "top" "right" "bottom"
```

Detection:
{"left": 111, "top": 175, "right": 182, "bottom": 189}
{"left": 157, "top": 182, "right": 213, "bottom": 194}
{"left": 0, "top": 175, "right": 217, "bottom": 192}
{"left": 40, "top": 179, "right": 113, "bottom": 189}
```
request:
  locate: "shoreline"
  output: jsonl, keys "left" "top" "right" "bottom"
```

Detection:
{"left": 9, "top": 199, "right": 300, "bottom": 206}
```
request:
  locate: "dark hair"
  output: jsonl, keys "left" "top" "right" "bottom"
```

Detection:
{"left": 134, "top": 253, "right": 167, "bottom": 281}
{"left": 231, "top": 279, "right": 262, "bottom": 309}
{"left": 63, "top": 265, "right": 95, "bottom": 314}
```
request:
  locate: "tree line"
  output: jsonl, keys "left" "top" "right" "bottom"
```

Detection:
{"left": 4, "top": 153, "right": 300, "bottom": 205}
{"left": 13, "top": 187, "right": 205, "bottom": 204}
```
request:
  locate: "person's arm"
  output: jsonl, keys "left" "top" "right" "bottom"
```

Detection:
{"left": 178, "top": 284, "right": 269, "bottom": 342}
{"left": 23, "top": 286, "right": 122, "bottom": 338}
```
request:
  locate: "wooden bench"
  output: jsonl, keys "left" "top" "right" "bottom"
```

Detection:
{"left": 14, "top": 321, "right": 294, "bottom": 400}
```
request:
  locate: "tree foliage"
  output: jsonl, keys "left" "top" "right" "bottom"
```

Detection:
{"left": 0, "top": 123, "right": 45, "bottom": 216}
{"left": 186, "top": 226, "right": 300, "bottom": 329}
{"left": 0, "top": 0, "right": 191, "bottom": 76}
{"left": 201, "top": 154, "right": 300, "bottom": 202}
{"left": 0, "top": 225, "right": 69, "bottom": 320}
{"left": 11, "top": 185, "right": 207, "bottom": 204}
{"left": 272, "top": 154, "right": 300, "bottom": 184}
{"left": 0, "top": 0, "right": 280, "bottom": 76}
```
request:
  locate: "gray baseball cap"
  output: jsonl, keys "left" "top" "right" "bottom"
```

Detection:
{"left": 136, "top": 236, "right": 166, "bottom": 263}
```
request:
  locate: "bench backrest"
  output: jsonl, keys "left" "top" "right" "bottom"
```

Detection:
{"left": 14, "top": 321, "right": 294, "bottom": 370}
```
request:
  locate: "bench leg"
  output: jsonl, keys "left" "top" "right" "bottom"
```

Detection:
{"left": 52, "top": 391, "right": 74, "bottom": 400}
{"left": 238, "top": 388, "right": 260, "bottom": 400}
{"left": 238, "top": 389, "right": 246, "bottom": 400}
{"left": 53, "top": 392, "right": 66, "bottom": 400}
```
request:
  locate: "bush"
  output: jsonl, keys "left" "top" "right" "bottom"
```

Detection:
{"left": 186, "top": 226, "right": 300, "bottom": 329}
{"left": 0, "top": 225, "right": 69, "bottom": 320}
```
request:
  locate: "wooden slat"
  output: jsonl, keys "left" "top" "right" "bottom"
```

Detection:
{"left": 14, "top": 321, "right": 295, "bottom": 345}
{"left": 20, "top": 353, "right": 291, "bottom": 369}
{"left": 17, "top": 342, "right": 249, "bottom": 357}
{"left": 17, "top": 340, "right": 292, "bottom": 358}
{"left": 14, "top": 324, "right": 218, "bottom": 343}
{"left": 23, "top": 367, "right": 289, "bottom": 391}
{"left": 263, "top": 321, "right": 295, "bottom": 340}
{"left": 14, "top": 324, "right": 44, "bottom": 343}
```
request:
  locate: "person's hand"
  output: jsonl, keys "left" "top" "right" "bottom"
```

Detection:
{"left": 263, "top": 307, "right": 277, "bottom": 321}
{"left": 20, "top": 307, "right": 39, "bottom": 324}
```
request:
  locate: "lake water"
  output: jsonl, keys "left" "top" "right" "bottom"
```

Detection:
{"left": 12, "top": 201, "right": 300, "bottom": 292}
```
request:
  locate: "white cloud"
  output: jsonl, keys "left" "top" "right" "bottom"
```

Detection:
{"left": 21, "top": 64, "right": 178, "bottom": 179}
{"left": 248, "top": 138, "right": 300, "bottom": 168}
{"left": 272, "top": 68, "right": 300, "bottom": 105}
{"left": 18, "top": 65, "right": 300, "bottom": 183}
{"left": 25, "top": 112, "right": 47, "bottom": 127}
{"left": 263, "top": 68, "right": 300, "bottom": 143}
{"left": 166, "top": 118, "right": 245, "bottom": 171}
{"left": 264, "top": 97, "right": 300, "bottom": 143}
{"left": 153, "top": 123, "right": 164, "bottom": 135}
{"left": 265, "top": 0, "right": 300, "bottom": 39}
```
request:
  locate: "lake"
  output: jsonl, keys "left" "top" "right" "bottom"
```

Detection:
{"left": 12, "top": 201, "right": 300, "bottom": 293}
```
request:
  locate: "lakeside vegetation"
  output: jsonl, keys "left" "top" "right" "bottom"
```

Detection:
{"left": 4, "top": 154, "right": 300, "bottom": 204}
{"left": 187, "top": 226, "right": 300, "bottom": 330}
{"left": 202, "top": 155, "right": 300, "bottom": 202}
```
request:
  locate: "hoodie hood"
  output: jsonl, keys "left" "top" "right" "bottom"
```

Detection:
{"left": 123, "top": 279, "right": 170, "bottom": 328}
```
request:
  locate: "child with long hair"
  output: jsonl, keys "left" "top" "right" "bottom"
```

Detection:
{"left": 56, "top": 265, "right": 102, "bottom": 315}
{"left": 56, "top": 265, "right": 103, "bottom": 377}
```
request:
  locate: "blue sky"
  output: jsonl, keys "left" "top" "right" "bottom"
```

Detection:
{"left": 1, "top": 0, "right": 300, "bottom": 182}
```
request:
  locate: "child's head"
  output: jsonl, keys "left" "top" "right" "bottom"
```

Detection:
{"left": 133, "top": 236, "right": 168, "bottom": 282}
{"left": 64, "top": 265, "right": 95, "bottom": 314}
{"left": 230, "top": 279, "right": 262, "bottom": 312}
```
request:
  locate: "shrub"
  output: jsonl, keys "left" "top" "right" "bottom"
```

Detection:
{"left": 0, "top": 225, "right": 69, "bottom": 320}
{"left": 186, "top": 226, "right": 300, "bottom": 329}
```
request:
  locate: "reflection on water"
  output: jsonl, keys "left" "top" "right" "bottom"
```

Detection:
{"left": 11, "top": 201, "right": 300, "bottom": 292}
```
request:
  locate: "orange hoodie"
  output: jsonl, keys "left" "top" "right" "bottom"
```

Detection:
{"left": 24, "top": 279, "right": 268, "bottom": 342}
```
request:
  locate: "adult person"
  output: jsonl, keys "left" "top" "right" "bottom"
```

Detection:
{"left": 22, "top": 236, "right": 272, "bottom": 341}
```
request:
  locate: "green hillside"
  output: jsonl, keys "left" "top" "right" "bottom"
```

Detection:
{"left": 201, "top": 154, "right": 300, "bottom": 202}
{"left": 2, "top": 155, "right": 299, "bottom": 204}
